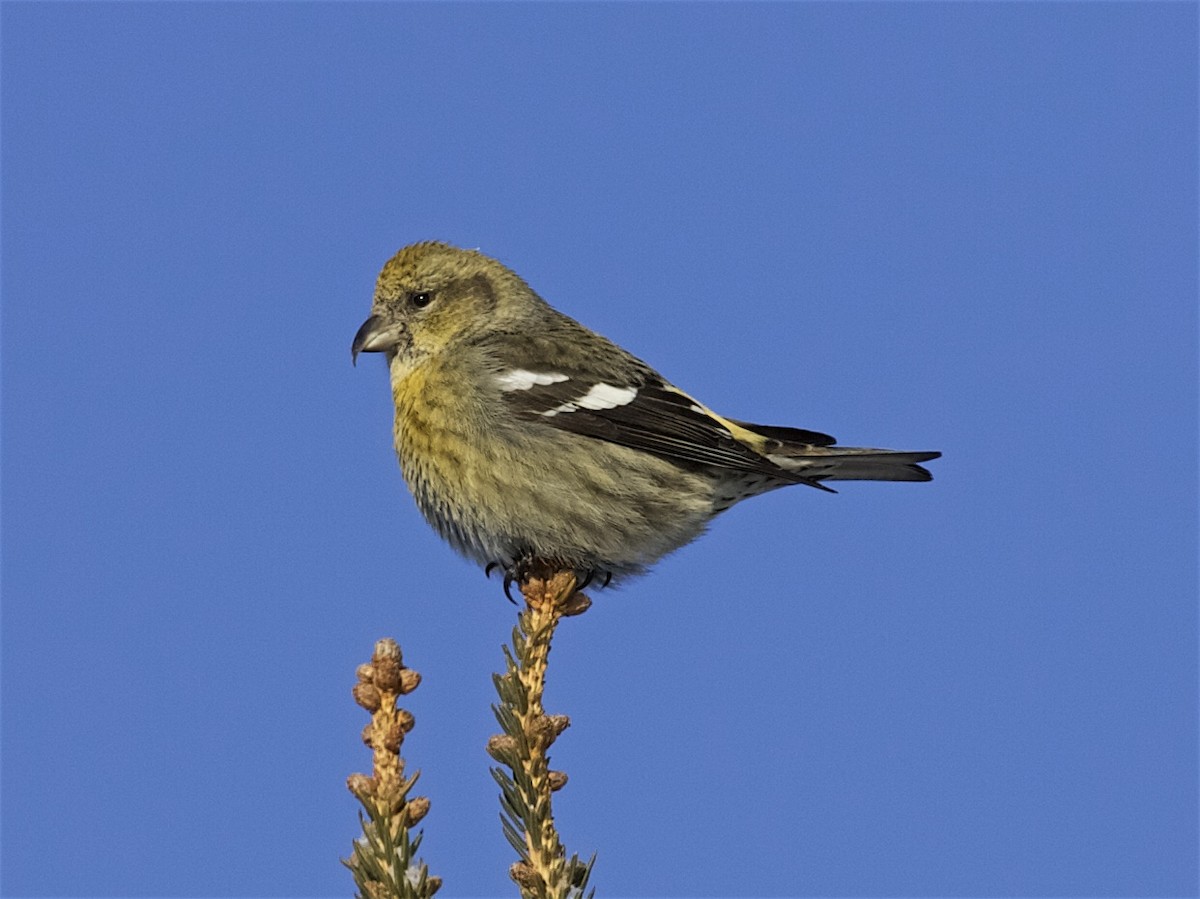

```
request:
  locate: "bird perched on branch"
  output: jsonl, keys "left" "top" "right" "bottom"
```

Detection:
{"left": 353, "top": 242, "right": 940, "bottom": 591}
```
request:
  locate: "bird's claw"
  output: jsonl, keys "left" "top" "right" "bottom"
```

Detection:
{"left": 487, "top": 556, "right": 611, "bottom": 602}
{"left": 486, "top": 561, "right": 519, "bottom": 604}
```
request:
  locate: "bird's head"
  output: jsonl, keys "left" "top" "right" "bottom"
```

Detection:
{"left": 351, "top": 242, "right": 542, "bottom": 367}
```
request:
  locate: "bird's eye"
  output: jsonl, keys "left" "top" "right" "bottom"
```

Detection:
{"left": 410, "top": 291, "right": 434, "bottom": 309}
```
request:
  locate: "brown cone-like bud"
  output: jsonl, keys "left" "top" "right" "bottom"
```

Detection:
{"left": 426, "top": 875, "right": 443, "bottom": 895}
{"left": 509, "top": 861, "right": 540, "bottom": 890}
{"left": 545, "top": 714, "right": 572, "bottom": 740}
{"left": 372, "top": 657, "right": 404, "bottom": 693}
{"left": 519, "top": 565, "right": 578, "bottom": 610}
{"left": 398, "top": 668, "right": 422, "bottom": 694}
{"left": 383, "top": 720, "right": 407, "bottom": 753}
{"left": 373, "top": 638, "right": 402, "bottom": 664}
{"left": 353, "top": 682, "right": 382, "bottom": 712}
{"left": 356, "top": 663, "right": 376, "bottom": 683}
{"left": 560, "top": 591, "right": 592, "bottom": 617}
{"left": 361, "top": 723, "right": 375, "bottom": 746}
{"left": 404, "top": 795, "right": 431, "bottom": 826}
{"left": 486, "top": 734, "right": 518, "bottom": 763}
{"left": 530, "top": 713, "right": 570, "bottom": 749}
{"left": 346, "top": 772, "right": 375, "bottom": 799}
{"left": 547, "top": 770, "right": 569, "bottom": 791}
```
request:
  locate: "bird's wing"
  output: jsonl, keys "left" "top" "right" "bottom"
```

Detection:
{"left": 492, "top": 354, "right": 833, "bottom": 487}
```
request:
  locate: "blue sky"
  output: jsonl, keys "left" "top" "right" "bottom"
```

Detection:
{"left": 2, "top": 4, "right": 1196, "bottom": 897}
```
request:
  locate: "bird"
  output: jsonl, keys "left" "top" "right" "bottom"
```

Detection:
{"left": 352, "top": 241, "right": 939, "bottom": 591}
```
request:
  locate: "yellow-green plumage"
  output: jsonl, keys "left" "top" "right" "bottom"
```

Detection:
{"left": 390, "top": 342, "right": 713, "bottom": 576}
{"left": 353, "top": 242, "right": 940, "bottom": 584}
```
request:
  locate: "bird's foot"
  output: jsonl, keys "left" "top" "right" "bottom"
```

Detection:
{"left": 486, "top": 555, "right": 611, "bottom": 604}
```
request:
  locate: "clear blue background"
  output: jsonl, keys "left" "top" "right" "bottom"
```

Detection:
{"left": 2, "top": 4, "right": 1196, "bottom": 897}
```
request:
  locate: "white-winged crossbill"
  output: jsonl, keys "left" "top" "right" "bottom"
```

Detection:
{"left": 353, "top": 242, "right": 939, "bottom": 589}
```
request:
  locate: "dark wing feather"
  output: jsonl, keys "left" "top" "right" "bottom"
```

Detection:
{"left": 483, "top": 323, "right": 829, "bottom": 486}
{"left": 503, "top": 374, "right": 819, "bottom": 484}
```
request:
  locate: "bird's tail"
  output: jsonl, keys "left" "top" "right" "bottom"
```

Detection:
{"left": 730, "top": 420, "right": 941, "bottom": 484}
{"left": 770, "top": 446, "right": 941, "bottom": 482}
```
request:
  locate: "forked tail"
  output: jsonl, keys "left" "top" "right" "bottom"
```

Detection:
{"left": 772, "top": 446, "right": 941, "bottom": 482}
{"left": 731, "top": 419, "right": 941, "bottom": 484}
